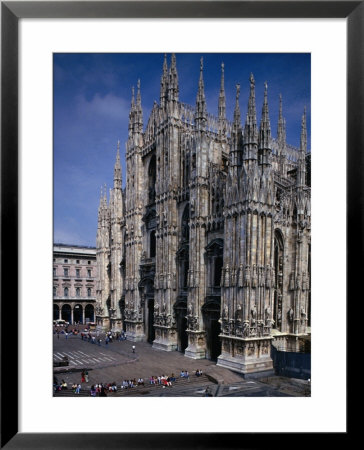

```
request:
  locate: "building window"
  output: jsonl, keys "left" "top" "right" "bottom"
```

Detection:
{"left": 88, "top": 261, "right": 91, "bottom": 265}
{"left": 64, "top": 259, "right": 68, "bottom": 263}
{"left": 150, "top": 230, "right": 156, "bottom": 258}
{"left": 87, "top": 269, "right": 92, "bottom": 278}
{"left": 76, "top": 269, "right": 80, "bottom": 278}
{"left": 214, "top": 257, "right": 223, "bottom": 287}
{"left": 76, "top": 260, "right": 80, "bottom": 264}
{"left": 64, "top": 268, "right": 69, "bottom": 277}
{"left": 53, "top": 267, "right": 56, "bottom": 277}
{"left": 87, "top": 288, "right": 92, "bottom": 297}
{"left": 53, "top": 286, "right": 57, "bottom": 296}
{"left": 64, "top": 287, "right": 69, "bottom": 297}
{"left": 76, "top": 287, "right": 80, "bottom": 297}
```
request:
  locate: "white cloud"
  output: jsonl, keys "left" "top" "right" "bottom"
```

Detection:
{"left": 76, "top": 92, "right": 129, "bottom": 121}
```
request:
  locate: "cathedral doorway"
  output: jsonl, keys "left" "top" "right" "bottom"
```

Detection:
{"left": 177, "top": 311, "right": 188, "bottom": 353}
{"left": 174, "top": 298, "right": 188, "bottom": 353}
{"left": 119, "top": 298, "right": 126, "bottom": 332}
{"left": 139, "top": 277, "right": 155, "bottom": 344}
{"left": 61, "top": 304, "right": 71, "bottom": 323}
{"left": 273, "top": 230, "right": 284, "bottom": 330}
{"left": 202, "top": 302, "right": 221, "bottom": 361}
{"left": 147, "top": 298, "right": 155, "bottom": 343}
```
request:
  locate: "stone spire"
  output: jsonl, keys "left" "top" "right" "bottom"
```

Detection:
{"left": 128, "top": 85, "right": 135, "bottom": 137}
{"left": 233, "top": 83, "right": 241, "bottom": 129}
{"left": 243, "top": 73, "right": 258, "bottom": 161}
{"left": 114, "top": 140, "right": 122, "bottom": 190}
{"left": 277, "top": 94, "right": 286, "bottom": 145}
{"left": 168, "top": 53, "right": 179, "bottom": 103}
{"left": 134, "top": 79, "right": 143, "bottom": 134}
{"left": 160, "top": 53, "right": 168, "bottom": 109}
{"left": 195, "top": 57, "right": 207, "bottom": 131}
{"left": 297, "top": 107, "right": 307, "bottom": 187}
{"left": 300, "top": 106, "right": 307, "bottom": 153}
{"left": 103, "top": 183, "right": 108, "bottom": 208}
{"left": 258, "top": 81, "right": 272, "bottom": 166}
{"left": 98, "top": 185, "right": 103, "bottom": 221}
{"left": 277, "top": 94, "right": 287, "bottom": 176}
{"left": 218, "top": 62, "right": 227, "bottom": 137}
{"left": 231, "top": 83, "right": 242, "bottom": 165}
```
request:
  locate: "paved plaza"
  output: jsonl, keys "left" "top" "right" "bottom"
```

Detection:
{"left": 53, "top": 330, "right": 310, "bottom": 397}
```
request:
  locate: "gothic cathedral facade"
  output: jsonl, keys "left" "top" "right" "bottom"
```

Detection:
{"left": 96, "top": 54, "right": 311, "bottom": 376}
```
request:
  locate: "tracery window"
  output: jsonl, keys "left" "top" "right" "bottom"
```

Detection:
{"left": 150, "top": 230, "right": 156, "bottom": 258}
{"left": 148, "top": 155, "right": 156, "bottom": 203}
{"left": 181, "top": 204, "right": 189, "bottom": 241}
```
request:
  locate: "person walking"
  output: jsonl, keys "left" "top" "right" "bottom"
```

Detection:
{"left": 85, "top": 371, "right": 89, "bottom": 383}
{"left": 81, "top": 370, "right": 86, "bottom": 383}
{"left": 132, "top": 345, "right": 135, "bottom": 353}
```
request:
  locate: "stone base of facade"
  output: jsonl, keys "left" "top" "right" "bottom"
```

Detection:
{"left": 217, "top": 354, "right": 274, "bottom": 377}
{"left": 124, "top": 320, "right": 145, "bottom": 342}
{"left": 216, "top": 335, "right": 274, "bottom": 375}
{"left": 272, "top": 332, "right": 311, "bottom": 353}
{"left": 96, "top": 316, "right": 110, "bottom": 331}
{"left": 152, "top": 340, "right": 178, "bottom": 351}
{"left": 184, "top": 331, "right": 206, "bottom": 359}
{"left": 110, "top": 318, "right": 123, "bottom": 333}
{"left": 152, "top": 326, "right": 178, "bottom": 351}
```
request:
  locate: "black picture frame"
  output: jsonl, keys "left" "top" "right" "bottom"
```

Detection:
{"left": 1, "top": 1, "right": 356, "bottom": 448}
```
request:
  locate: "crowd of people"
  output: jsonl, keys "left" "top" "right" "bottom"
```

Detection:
{"left": 54, "top": 368, "right": 205, "bottom": 396}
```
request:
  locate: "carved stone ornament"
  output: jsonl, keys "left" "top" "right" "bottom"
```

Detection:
{"left": 244, "top": 265, "right": 251, "bottom": 287}
{"left": 289, "top": 273, "right": 295, "bottom": 290}
{"left": 252, "top": 265, "right": 258, "bottom": 288}
{"left": 235, "top": 304, "right": 242, "bottom": 322}
{"left": 296, "top": 272, "right": 301, "bottom": 290}
{"left": 251, "top": 304, "right": 257, "bottom": 325}
{"left": 265, "top": 305, "right": 271, "bottom": 325}
{"left": 287, "top": 307, "right": 294, "bottom": 322}
{"left": 224, "top": 265, "right": 230, "bottom": 287}
{"left": 265, "top": 265, "right": 272, "bottom": 288}
{"left": 259, "top": 266, "right": 265, "bottom": 287}
{"left": 222, "top": 303, "right": 228, "bottom": 319}
{"left": 243, "top": 321, "right": 250, "bottom": 337}
{"left": 95, "top": 302, "right": 104, "bottom": 315}
{"left": 220, "top": 268, "right": 225, "bottom": 287}
{"left": 302, "top": 271, "right": 309, "bottom": 291}
{"left": 238, "top": 264, "right": 244, "bottom": 287}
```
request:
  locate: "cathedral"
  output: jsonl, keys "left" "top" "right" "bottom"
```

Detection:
{"left": 96, "top": 54, "right": 311, "bottom": 376}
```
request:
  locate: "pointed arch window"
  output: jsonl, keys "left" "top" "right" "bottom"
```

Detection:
{"left": 148, "top": 155, "right": 156, "bottom": 203}
{"left": 181, "top": 204, "right": 190, "bottom": 242}
{"left": 150, "top": 230, "right": 156, "bottom": 258}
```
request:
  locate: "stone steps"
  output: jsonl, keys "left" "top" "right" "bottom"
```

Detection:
{"left": 54, "top": 374, "right": 210, "bottom": 397}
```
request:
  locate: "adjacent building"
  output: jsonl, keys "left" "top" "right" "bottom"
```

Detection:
{"left": 95, "top": 54, "right": 311, "bottom": 376}
{"left": 53, "top": 244, "right": 96, "bottom": 325}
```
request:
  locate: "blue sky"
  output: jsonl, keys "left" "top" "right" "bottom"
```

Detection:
{"left": 54, "top": 53, "right": 311, "bottom": 247}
